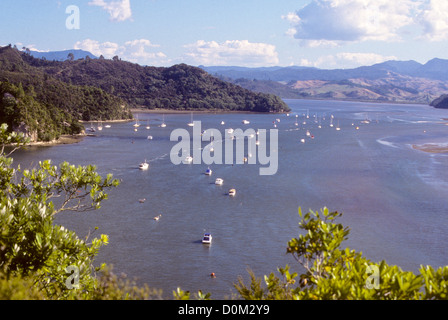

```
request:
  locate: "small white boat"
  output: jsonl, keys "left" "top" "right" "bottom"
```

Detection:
{"left": 205, "top": 167, "right": 212, "bottom": 176}
{"left": 361, "top": 113, "right": 370, "bottom": 124}
{"left": 215, "top": 178, "right": 224, "bottom": 185}
{"left": 202, "top": 233, "right": 212, "bottom": 244}
{"left": 242, "top": 120, "right": 250, "bottom": 125}
{"left": 97, "top": 118, "right": 103, "bottom": 131}
{"left": 134, "top": 117, "right": 141, "bottom": 128}
{"left": 105, "top": 125, "right": 111, "bottom": 128}
{"left": 228, "top": 189, "right": 236, "bottom": 196}
{"left": 161, "top": 115, "right": 167, "bottom": 127}
{"left": 147, "top": 136, "right": 153, "bottom": 140}
{"left": 188, "top": 113, "right": 194, "bottom": 127}
{"left": 300, "top": 139, "right": 306, "bottom": 144}
{"left": 139, "top": 160, "right": 149, "bottom": 170}
{"left": 221, "top": 121, "right": 225, "bottom": 125}
{"left": 184, "top": 156, "right": 193, "bottom": 163}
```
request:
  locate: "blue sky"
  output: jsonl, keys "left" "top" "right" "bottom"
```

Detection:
{"left": 1, "top": 0, "right": 448, "bottom": 69}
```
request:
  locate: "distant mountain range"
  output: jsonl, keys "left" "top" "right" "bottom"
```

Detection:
{"left": 201, "top": 59, "right": 448, "bottom": 104}
{"left": 12, "top": 47, "right": 448, "bottom": 105}
{"left": 0, "top": 45, "right": 289, "bottom": 141}
{"left": 202, "top": 59, "right": 448, "bottom": 82}
{"left": 28, "top": 49, "right": 97, "bottom": 62}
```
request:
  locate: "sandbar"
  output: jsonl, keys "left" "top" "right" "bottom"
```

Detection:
{"left": 412, "top": 143, "right": 448, "bottom": 154}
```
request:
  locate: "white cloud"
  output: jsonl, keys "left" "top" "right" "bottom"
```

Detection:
{"left": 88, "top": 0, "right": 132, "bottom": 22}
{"left": 286, "top": 0, "right": 448, "bottom": 45}
{"left": 285, "top": 0, "right": 414, "bottom": 43}
{"left": 311, "top": 52, "right": 398, "bottom": 69}
{"left": 74, "top": 39, "right": 169, "bottom": 66}
{"left": 74, "top": 39, "right": 121, "bottom": 58}
{"left": 416, "top": 0, "right": 448, "bottom": 41}
{"left": 183, "top": 40, "right": 279, "bottom": 67}
{"left": 301, "top": 39, "right": 341, "bottom": 48}
{"left": 123, "top": 39, "right": 167, "bottom": 64}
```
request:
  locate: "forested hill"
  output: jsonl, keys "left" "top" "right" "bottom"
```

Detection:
{"left": 0, "top": 45, "right": 289, "bottom": 141}
{"left": 0, "top": 45, "right": 133, "bottom": 142}
{"left": 23, "top": 53, "right": 289, "bottom": 113}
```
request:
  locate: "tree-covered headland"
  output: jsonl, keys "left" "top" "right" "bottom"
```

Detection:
{"left": 0, "top": 45, "right": 289, "bottom": 143}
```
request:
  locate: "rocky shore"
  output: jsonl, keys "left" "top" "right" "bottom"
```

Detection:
{"left": 25, "top": 134, "right": 86, "bottom": 147}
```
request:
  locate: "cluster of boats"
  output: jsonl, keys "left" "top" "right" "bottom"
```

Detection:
{"left": 203, "top": 166, "right": 236, "bottom": 197}
{"left": 88, "top": 120, "right": 111, "bottom": 133}
{"left": 200, "top": 167, "right": 238, "bottom": 244}
{"left": 131, "top": 111, "right": 377, "bottom": 248}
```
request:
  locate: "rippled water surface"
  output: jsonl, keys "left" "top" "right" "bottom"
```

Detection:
{"left": 13, "top": 99, "right": 448, "bottom": 299}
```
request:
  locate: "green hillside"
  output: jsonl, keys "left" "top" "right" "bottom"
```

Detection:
{"left": 35, "top": 55, "right": 289, "bottom": 113}
{"left": 0, "top": 45, "right": 132, "bottom": 141}
{"left": 0, "top": 45, "right": 289, "bottom": 142}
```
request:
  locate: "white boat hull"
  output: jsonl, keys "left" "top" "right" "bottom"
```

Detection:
{"left": 202, "top": 234, "right": 212, "bottom": 244}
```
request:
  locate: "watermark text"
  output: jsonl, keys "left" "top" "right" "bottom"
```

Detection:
{"left": 170, "top": 121, "right": 278, "bottom": 176}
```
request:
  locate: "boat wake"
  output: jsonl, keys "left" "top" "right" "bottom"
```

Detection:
{"left": 416, "top": 157, "right": 448, "bottom": 191}
{"left": 376, "top": 138, "right": 400, "bottom": 149}
{"left": 149, "top": 153, "right": 170, "bottom": 162}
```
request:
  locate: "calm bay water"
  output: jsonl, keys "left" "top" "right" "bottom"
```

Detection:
{"left": 12, "top": 99, "right": 448, "bottom": 299}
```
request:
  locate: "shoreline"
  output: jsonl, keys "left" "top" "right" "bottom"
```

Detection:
{"left": 24, "top": 134, "right": 87, "bottom": 147}
{"left": 80, "top": 119, "right": 133, "bottom": 123}
{"left": 130, "top": 108, "right": 287, "bottom": 115}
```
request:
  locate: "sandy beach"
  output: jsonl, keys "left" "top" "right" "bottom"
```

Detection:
{"left": 130, "top": 108, "right": 283, "bottom": 115}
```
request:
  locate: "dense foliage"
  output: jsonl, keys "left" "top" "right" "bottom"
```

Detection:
{"left": 0, "top": 124, "right": 162, "bottom": 299}
{"left": 0, "top": 81, "right": 82, "bottom": 142}
{"left": 234, "top": 208, "right": 448, "bottom": 300}
{"left": 21, "top": 50, "right": 289, "bottom": 113}
{"left": 0, "top": 45, "right": 133, "bottom": 141}
{"left": 1, "top": 44, "right": 289, "bottom": 142}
